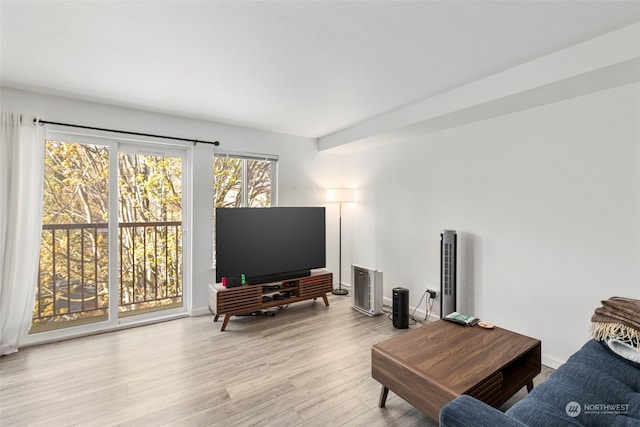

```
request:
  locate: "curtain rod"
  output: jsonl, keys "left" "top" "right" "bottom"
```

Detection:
{"left": 33, "top": 118, "right": 220, "bottom": 146}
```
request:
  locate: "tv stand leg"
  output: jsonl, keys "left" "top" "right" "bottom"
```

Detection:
{"left": 321, "top": 294, "right": 330, "bottom": 306}
{"left": 214, "top": 314, "right": 220, "bottom": 322}
{"left": 221, "top": 315, "right": 232, "bottom": 332}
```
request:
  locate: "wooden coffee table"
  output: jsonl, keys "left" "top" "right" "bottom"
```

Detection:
{"left": 371, "top": 320, "right": 541, "bottom": 421}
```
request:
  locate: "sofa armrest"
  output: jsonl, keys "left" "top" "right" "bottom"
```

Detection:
{"left": 440, "top": 395, "right": 528, "bottom": 427}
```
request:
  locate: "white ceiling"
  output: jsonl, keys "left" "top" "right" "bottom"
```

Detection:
{"left": 2, "top": 1, "right": 640, "bottom": 139}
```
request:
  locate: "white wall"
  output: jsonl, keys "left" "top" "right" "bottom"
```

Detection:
{"left": 340, "top": 82, "right": 640, "bottom": 367}
{"left": 0, "top": 87, "right": 343, "bottom": 322}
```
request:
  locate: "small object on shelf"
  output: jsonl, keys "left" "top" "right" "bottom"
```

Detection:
{"left": 478, "top": 321, "right": 495, "bottom": 329}
{"left": 443, "top": 311, "right": 479, "bottom": 326}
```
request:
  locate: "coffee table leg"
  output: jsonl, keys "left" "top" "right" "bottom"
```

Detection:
{"left": 526, "top": 380, "right": 534, "bottom": 393}
{"left": 379, "top": 386, "right": 389, "bottom": 407}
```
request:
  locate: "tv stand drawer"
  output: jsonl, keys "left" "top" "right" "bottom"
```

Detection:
{"left": 298, "top": 274, "right": 333, "bottom": 298}
{"left": 214, "top": 285, "right": 261, "bottom": 313}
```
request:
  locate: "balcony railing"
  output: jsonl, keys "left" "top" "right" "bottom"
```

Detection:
{"left": 32, "top": 221, "right": 182, "bottom": 332}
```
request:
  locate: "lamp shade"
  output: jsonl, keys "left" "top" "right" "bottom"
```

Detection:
{"left": 326, "top": 188, "right": 355, "bottom": 203}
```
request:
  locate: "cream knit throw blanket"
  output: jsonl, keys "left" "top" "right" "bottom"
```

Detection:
{"left": 589, "top": 297, "right": 640, "bottom": 363}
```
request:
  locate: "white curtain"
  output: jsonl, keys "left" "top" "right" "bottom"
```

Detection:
{"left": 0, "top": 111, "right": 44, "bottom": 356}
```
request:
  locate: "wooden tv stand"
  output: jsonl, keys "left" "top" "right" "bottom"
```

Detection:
{"left": 208, "top": 270, "right": 333, "bottom": 331}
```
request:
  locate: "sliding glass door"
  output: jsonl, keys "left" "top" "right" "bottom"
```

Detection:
{"left": 32, "top": 134, "right": 188, "bottom": 334}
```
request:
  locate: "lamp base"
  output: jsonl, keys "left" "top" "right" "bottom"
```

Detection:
{"left": 332, "top": 288, "right": 349, "bottom": 296}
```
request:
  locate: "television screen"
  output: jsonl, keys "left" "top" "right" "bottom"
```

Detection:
{"left": 215, "top": 207, "right": 326, "bottom": 284}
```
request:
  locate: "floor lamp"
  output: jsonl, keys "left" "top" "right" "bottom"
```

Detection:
{"left": 326, "top": 188, "right": 355, "bottom": 296}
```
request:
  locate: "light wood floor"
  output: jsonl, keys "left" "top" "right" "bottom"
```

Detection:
{"left": 0, "top": 294, "right": 551, "bottom": 426}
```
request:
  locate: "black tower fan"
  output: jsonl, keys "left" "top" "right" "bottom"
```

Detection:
{"left": 392, "top": 287, "right": 409, "bottom": 329}
{"left": 440, "top": 230, "right": 457, "bottom": 317}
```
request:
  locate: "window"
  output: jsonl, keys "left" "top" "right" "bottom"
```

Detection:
{"left": 214, "top": 153, "right": 276, "bottom": 208}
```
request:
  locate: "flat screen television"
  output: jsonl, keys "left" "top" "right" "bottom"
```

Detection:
{"left": 215, "top": 207, "right": 326, "bottom": 285}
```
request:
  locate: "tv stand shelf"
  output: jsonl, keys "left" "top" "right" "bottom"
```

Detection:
{"left": 208, "top": 271, "right": 333, "bottom": 331}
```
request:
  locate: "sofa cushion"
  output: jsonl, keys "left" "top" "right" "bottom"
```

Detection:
{"left": 440, "top": 395, "right": 529, "bottom": 427}
{"left": 506, "top": 339, "right": 640, "bottom": 426}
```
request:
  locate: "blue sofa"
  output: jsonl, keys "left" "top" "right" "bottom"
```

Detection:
{"left": 439, "top": 339, "right": 640, "bottom": 427}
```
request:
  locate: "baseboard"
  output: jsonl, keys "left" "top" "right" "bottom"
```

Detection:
{"left": 382, "top": 296, "right": 440, "bottom": 323}
{"left": 542, "top": 354, "right": 565, "bottom": 369}
{"left": 190, "top": 306, "right": 212, "bottom": 317}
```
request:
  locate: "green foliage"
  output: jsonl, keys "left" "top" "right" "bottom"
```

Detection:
{"left": 247, "top": 159, "right": 271, "bottom": 207}
{"left": 214, "top": 156, "right": 242, "bottom": 207}
{"left": 214, "top": 157, "right": 271, "bottom": 208}
{"left": 41, "top": 140, "right": 109, "bottom": 224}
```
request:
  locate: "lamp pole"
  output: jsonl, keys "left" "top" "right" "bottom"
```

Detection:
{"left": 326, "top": 188, "right": 354, "bottom": 296}
{"left": 333, "top": 200, "right": 348, "bottom": 295}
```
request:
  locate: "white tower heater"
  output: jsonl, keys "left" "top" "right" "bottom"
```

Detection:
{"left": 440, "top": 230, "right": 457, "bottom": 317}
{"left": 351, "top": 265, "right": 383, "bottom": 316}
